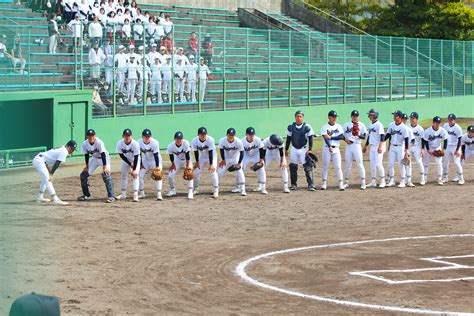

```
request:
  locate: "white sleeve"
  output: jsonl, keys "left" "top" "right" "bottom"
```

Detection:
{"left": 57, "top": 149, "right": 68, "bottom": 162}
{"left": 320, "top": 125, "right": 327, "bottom": 136}
{"left": 116, "top": 141, "right": 122, "bottom": 154}
{"left": 81, "top": 142, "right": 88, "bottom": 154}
{"left": 166, "top": 143, "right": 173, "bottom": 155}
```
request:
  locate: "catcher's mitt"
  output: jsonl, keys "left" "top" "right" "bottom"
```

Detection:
{"left": 183, "top": 167, "right": 194, "bottom": 180}
{"left": 227, "top": 164, "right": 241, "bottom": 172}
{"left": 352, "top": 121, "right": 360, "bottom": 136}
{"left": 305, "top": 151, "right": 318, "bottom": 167}
{"left": 401, "top": 152, "right": 411, "bottom": 166}
{"left": 250, "top": 162, "right": 264, "bottom": 172}
{"left": 432, "top": 150, "right": 444, "bottom": 157}
{"left": 151, "top": 167, "right": 163, "bottom": 181}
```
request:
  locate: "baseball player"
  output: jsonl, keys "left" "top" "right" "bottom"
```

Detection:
{"left": 263, "top": 134, "right": 290, "bottom": 193}
{"left": 138, "top": 128, "right": 163, "bottom": 200}
{"left": 150, "top": 57, "right": 162, "bottom": 104}
{"left": 285, "top": 110, "right": 315, "bottom": 191}
{"left": 162, "top": 56, "right": 172, "bottom": 102}
{"left": 166, "top": 131, "right": 194, "bottom": 199}
{"left": 461, "top": 125, "right": 474, "bottom": 173}
{"left": 33, "top": 140, "right": 77, "bottom": 205}
{"left": 442, "top": 113, "right": 464, "bottom": 184}
{"left": 78, "top": 129, "right": 115, "bottom": 203}
{"left": 114, "top": 45, "right": 127, "bottom": 94}
{"left": 126, "top": 55, "right": 139, "bottom": 104}
{"left": 218, "top": 128, "right": 246, "bottom": 196}
{"left": 320, "top": 110, "right": 345, "bottom": 191}
{"left": 116, "top": 128, "right": 141, "bottom": 202}
{"left": 242, "top": 127, "right": 267, "bottom": 194}
{"left": 406, "top": 112, "right": 426, "bottom": 186}
{"left": 342, "top": 110, "right": 367, "bottom": 190}
{"left": 422, "top": 116, "right": 448, "bottom": 185}
{"left": 191, "top": 127, "right": 219, "bottom": 198}
{"left": 363, "top": 109, "right": 386, "bottom": 188}
{"left": 400, "top": 113, "right": 415, "bottom": 187}
{"left": 186, "top": 55, "right": 198, "bottom": 102}
{"left": 174, "top": 58, "right": 186, "bottom": 102}
{"left": 384, "top": 110, "right": 410, "bottom": 188}
{"left": 198, "top": 57, "right": 210, "bottom": 102}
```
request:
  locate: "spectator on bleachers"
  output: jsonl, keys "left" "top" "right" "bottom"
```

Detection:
{"left": 91, "top": 1, "right": 100, "bottom": 18}
{"left": 174, "top": 57, "right": 185, "bottom": 102}
{"left": 106, "top": 11, "right": 119, "bottom": 38}
{"left": 78, "top": 0, "right": 90, "bottom": 23}
{"left": 162, "top": 15, "right": 173, "bottom": 38}
{"left": 162, "top": 56, "right": 172, "bottom": 102}
{"left": 115, "top": 8, "right": 124, "bottom": 24}
{"left": 129, "top": 1, "right": 138, "bottom": 18}
{"left": 150, "top": 56, "right": 162, "bottom": 103}
{"left": 105, "top": 0, "right": 114, "bottom": 14}
{"left": 157, "top": 12, "right": 165, "bottom": 24}
{"left": 201, "top": 34, "right": 213, "bottom": 67}
{"left": 153, "top": 18, "right": 165, "bottom": 45}
{"left": 98, "top": 7, "right": 107, "bottom": 25}
{"left": 137, "top": 57, "right": 151, "bottom": 102}
{"left": 133, "top": 18, "right": 144, "bottom": 47}
{"left": 198, "top": 56, "right": 210, "bottom": 102}
{"left": 176, "top": 47, "right": 189, "bottom": 66}
{"left": 116, "top": 0, "right": 125, "bottom": 13}
{"left": 92, "top": 85, "right": 108, "bottom": 111}
{"left": 186, "top": 32, "right": 198, "bottom": 58}
{"left": 88, "top": 15, "right": 103, "bottom": 45}
{"left": 146, "top": 16, "right": 157, "bottom": 45}
{"left": 158, "top": 45, "right": 167, "bottom": 64}
{"left": 121, "top": 18, "right": 131, "bottom": 44}
{"left": 147, "top": 43, "right": 159, "bottom": 65}
{"left": 126, "top": 54, "right": 139, "bottom": 103}
{"left": 186, "top": 55, "right": 198, "bottom": 102}
{"left": 135, "top": 8, "right": 146, "bottom": 23}
{"left": 89, "top": 39, "right": 105, "bottom": 84}
{"left": 123, "top": 8, "right": 132, "bottom": 25}
{"left": 67, "top": 13, "right": 83, "bottom": 52}
{"left": 8, "top": 36, "right": 27, "bottom": 74}
{"left": 48, "top": 13, "right": 60, "bottom": 54}
{"left": 136, "top": 45, "right": 144, "bottom": 64}
{"left": 71, "top": 0, "right": 79, "bottom": 22}
{"left": 114, "top": 44, "right": 127, "bottom": 93}
{"left": 102, "top": 38, "right": 113, "bottom": 87}
{"left": 0, "top": 35, "right": 9, "bottom": 72}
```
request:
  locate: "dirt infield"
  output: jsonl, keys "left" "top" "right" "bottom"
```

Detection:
{"left": 0, "top": 159, "right": 473, "bottom": 314}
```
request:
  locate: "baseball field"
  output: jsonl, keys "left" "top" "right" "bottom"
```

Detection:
{"left": 1, "top": 135, "right": 473, "bottom": 315}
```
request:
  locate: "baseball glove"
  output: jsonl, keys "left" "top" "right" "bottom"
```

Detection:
{"left": 183, "top": 167, "right": 194, "bottom": 180}
{"left": 151, "top": 167, "right": 163, "bottom": 181}
{"left": 305, "top": 151, "right": 318, "bottom": 166}
{"left": 401, "top": 152, "right": 411, "bottom": 166}
{"left": 250, "top": 162, "right": 264, "bottom": 172}
{"left": 432, "top": 150, "right": 444, "bottom": 157}
{"left": 352, "top": 121, "right": 359, "bottom": 136}
{"left": 227, "top": 164, "right": 241, "bottom": 172}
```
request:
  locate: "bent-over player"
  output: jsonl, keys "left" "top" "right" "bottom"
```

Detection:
{"left": 218, "top": 128, "right": 246, "bottom": 196}
{"left": 167, "top": 131, "right": 194, "bottom": 199}
{"left": 138, "top": 128, "right": 163, "bottom": 200}
{"left": 321, "top": 110, "right": 345, "bottom": 191}
{"left": 342, "top": 110, "right": 367, "bottom": 190}
{"left": 191, "top": 127, "right": 219, "bottom": 198}
{"left": 263, "top": 134, "right": 290, "bottom": 193}
{"left": 116, "top": 128, "right": 141, "bottom": 202}
{"left": 242, "top": 127, "right": 267, "bottom": 194}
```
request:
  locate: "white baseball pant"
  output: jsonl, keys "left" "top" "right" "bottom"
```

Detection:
{"left": 423, "top": 152, "right": 443, "bottom": 181}
{"left": 175, "top": 78, "right": 184, "bottom": 101}
{"left": 127, "top": 78, "right": 137, "bottom": 102}
{"left": 168, "top": 157, "right": 194, "bottom": 190}
{"left": 193, "top": 152, "right": 218, "bottom": 190}
{"left": 243, "top": 155, "right": 266, "bottom": 186}
{"left": 139, "top": 156, "right": 163, "bottom": 194}
{"left": 265, "top": 151, "right": 288, "bottom": 185}
{"left": 199, "top": 79, "right": 207, "bottom": 102}
{"left": 87, "top": 155, "right": 111, "bottom": 175}
{"left": 33, "top": 155, "right": 58, "bottom": 199}
{"left": 344, "top": 143, "right": 365, "bottom": 183}
{"left": 462, "top": 150, "right": 473, "bottom": 166}
{"left": 406, "top": 146, "right": 424, "bottom": 183}
{"left": 162, "top": 80, "right": 172, "bottom": 102}
{"left": 116, "top": 69, "right": 126, "bottom": 92}
{"left": 289, "top": 146, "right": 307, "bottom": 165}
{"left": 387, "top": 145, "right": 406, "bottom": 183}
{"left": 369, "top": 145, "right": 385, "bottom": 181}
{"left": 443, "top": 145, "right": 463, "bottom": 180}
{"left": 217, "top": 156, "right": 245, "bottom": 188}
{"left": 322, "top": 146, "right": 343, "bottom": 182}
{"left": 187, "top": 80, "right": 197, "bottom": 102}
{"left": 150, "top": 80, "right": 162, "bottom": 103}
{"left": 120, "top": 159, "right": 141, "bottom": 194}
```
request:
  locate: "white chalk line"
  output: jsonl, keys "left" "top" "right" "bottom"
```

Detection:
{"left": 235, "top": 234, "right": 474, "bottom": 315}
{"left": 350, "top": 254, "right": 474, "bottom": 284}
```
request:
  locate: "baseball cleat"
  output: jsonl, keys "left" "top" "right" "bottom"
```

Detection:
{"left": 386, "top": 179, "right": 395, "bottom": 187}
{"left": 366, "top": 180, "right": 377, "bottom": 188}
{"left": 458, "top": 178, "right": 465, "bottom": 185}
{"left": 77, "top": 195, "right": 91, "bottom": 201}
{"left": 138, "top": 191, "right": 146, "bottom": 198}
{"left": 240, "top": 190, "right": 247, "bottom": 196}
{"left": 252, "top": 184, "right": 262, "bottom": 192}
{"left": 452, "top": 175, "right": 460, "bottom": 182}
{"left": 420, "top": 178, "right": 426, "bottom": 186}
{"left": 53, "top": 199, "right": 69, "bottom": 206}
{"left": 379, "top": 179, "right": 386, "bottom": 188}
{"left": 344, "top": 182, "right": 349, "bottom": 189}
{"left": 320, "top": 181, "right": 327, "bottom": 190}
{"left": 115, "top": 193, "right": 126, "bottom": 200}
{"left": 441, "top": 177, "right": 448, "bottom": 183}
{"left": 437, "top": 179, "right": 444, "bottom": 186}
{"left": 283, "top": 186, "right": 290, "bottom": 193}
{"left": 106, "top": 197, "right": 115, "bottom": 203}
{"left": 213, "top": 190, "right": 219, "bottom": 198}
{"left": 231, "top": 186, "right": 241, "bottom": 193}
{"left": 193, "top": 188, "right": 199, "bottom": 195}
{"left": 167, "top": 189, "right": 177, "bottom": 197}
{"left": 132, "top": 192, "right": 139, "bottom": 202}
{"left": 360, "top": 184, "right": 366, "bottom": 190}
{"left": 157, "top": 192, "right": 163, "bottom": 200}
{"left": 397, "top": 182, "right": 406, "bottom": 188}
{"left": 406, "top": 182, "right": 415, "bottom": 187}
{"left": 187, "top": 190, "right": 193, "bottom": 200}
{"left": 289, "top": 185, "right": 297, "bottom": 191}
{"left": 307, "top": 185, "right": 316, "bottom": 191}
{"left": 36, "top": 197, "right": 51, "bottom": 203}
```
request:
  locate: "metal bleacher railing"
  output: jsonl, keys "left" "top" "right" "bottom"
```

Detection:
{"left": 0, "top": 15, "right": 473, "bottom": 119}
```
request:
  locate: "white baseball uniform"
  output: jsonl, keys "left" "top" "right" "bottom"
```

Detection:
{"left": 263, "top": 137, "right": 288, "bottom": 186}
{"left": 166, "top": 140, "right": 193, "bottom": 190}
{"left": 218, "top": 137, "right": 245, "bottom": 188}
{"left": 191, "top": 135, "right": 218, "bottom": 190}
{"left": 342, "top": 121, "right": 366, "bottom": 184}
{"left": 423, "top": 126, "right": 448, "bottom": 181}
{"left": 321, "top": 122, "right": 344, "bottom": 183}
{"left": 367, "top": 120, "right": 386, "bottom": 182}
{"left": 461, "top": 133, "right": 473, "bottom": 164}
{"left": 81, "top": 137, "right": 110, "bottom": 175}
{"left": 150, "top": 62, "right": 162, "bottom": 103}
{"left": 386, "top": 121, "right": 409, "bottom": 184}
{"left": 116, "top": 138, "right": 141, "bottom": 194}
{"left": 442, "top": 123, "right": 463, "bottom": 181}
{"left": 407, "top": 124, "right": 425, "bottom": 183}
{"left": 242, "top": 136, "right": 266, "bottom": 187}
{"left": 33, "top": 146, "right": 69, "bottom": 199}
{"left": 138, "top": 137, "right": 163, "bottom": 194}
{"left": 186, "top": 63, "right": 198, "bottom": 102}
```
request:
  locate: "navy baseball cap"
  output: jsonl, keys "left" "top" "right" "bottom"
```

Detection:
{"left": 367, "top": 108, "right": 378, "bottom": 117}
{"left": 226, "top": 128, "right": 236, "bottom": 136}
{"left": 86, "top": 128, "right": 96, "bottom": 136}
{"left": 401, "top": 113, "right": 408, "bottom": 120}
{"left": 197, "top": 127, "right": 207, "bottom": 135}
{"left": 448, "top": 113, "right": 456, "bottom": 120}
{"left": 66, "top": 140, "right": 77, "bottom": 150}
{"left": 433, "top": 116, "right": 441, "bottom": 123}
{"left": 142, "top": 128, "right": 151, "bottom": 137}
{"left": 9, "top": 293, "right": 60, "bottom": 316}
{"left": 174, "top": 131, "right": 183, "bottom": 139}
{"left": 269, "top": 134, "right": 283, "bottom": 146}
{"left": 351, "top": 110, "right": 359, "bottom": 117}
{"left": 328, "top": 110, "right": 338, "bottom": 117}
{"left": 246, "top": 127, "right": 255, "bottom": 135}
{"left": 392, "top": 110, "right": 403, "bottom": 117}
{"left": 410, "top": 112, "right": 419, "bottom": 119}
{"left": 468, "top": 125, "right": 474, "bottom": 133}
{"left": 294, "top": 110, "right": 304, "bottom": 116}
{"left": 123, "top": 128, "right": 132, "bottom": 136}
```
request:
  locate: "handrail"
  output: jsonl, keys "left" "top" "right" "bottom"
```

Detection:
{"left": 0, "top": 12, "right": 21, "bottom": 26}
{"left": 299, "top": 0, "right": 463, "bottom": 77}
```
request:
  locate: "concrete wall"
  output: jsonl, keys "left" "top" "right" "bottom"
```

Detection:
{"left": 139, "top": 0, "right": 283, "bottom": 12}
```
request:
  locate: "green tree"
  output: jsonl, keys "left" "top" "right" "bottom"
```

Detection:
{"left": 424, "top": 2, "right": 474, "bottom": 40}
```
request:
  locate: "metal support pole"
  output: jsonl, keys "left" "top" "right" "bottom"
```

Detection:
{"left": 172, "top": 26, "right": 176, "bottom": 113}
{"left": 429, "top": 39, "right": 432, "bottom": 98}
{"left": 359, "top": 75, "right": 363, "bottom": 103}
{"left": 452, "top": 40, "right": 455, "bottom": 96}
{"left": 112, "top": 26, "right": 116, "bottom": 117}
{"left": 268, "top": 29, "right": 271, "bottom": 108}
{"left": 307, "top": 31, "right": 311, "bottom": 106}
{"left": 288, "top": 31, "right": 292, "bottom": 107}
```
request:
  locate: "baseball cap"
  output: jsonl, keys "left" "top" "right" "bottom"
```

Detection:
{"left": 367, "top": 108, "right": 378, "bottom": 115}
{"left": 160, "top": 46, "right": 166, "bottom": 50}
{"left": 226, "top": 128, "right": 236, "bottom": 136}
{"left": 142, "top": 128, "right": 151, "bottom": 137}
{"left": 401, "top": 113, "right": 408, "bottom": 120}
{"left": 9, "top": 293, "right": 60, "bottom": 316}
{"left": 468, "top": 125, "right": 474, "bottom": 133}
{"left": 129, "top": 55, "right": 135, "bottom": 59}
{"left": 138, "top": 45, "right": 144, "bottom": 51}
{"left": 351, "top": 110, "right": 359, "bottom": 117}
{"left": 66, "top": 140, "right": 77, "bottom": 150}
{"left": 197, "top": 127, "right": 207, "bottom": 135}
{"left": 123, "top": 128, "right": 132, "bottom": 136}
{"left": 118, "top": 44, "right": 125, "bottom": 50}
{"left": 392, "top": 110, "right": 403, "bottom": 117}
{"left": 151, "top": 43, "right": 157, "bottom": 47}
{"left": 93, "top": 39, "right": 99, "bottom": 45}
{"left": 448, "top": 113, "right": 456, "bottom": 120}
{"left": 410, "top": 112, "right": 419, "bottom": 119}
{"left": 129, "top": 44, "right": 135, "bottom": 49}
{"left": 178, "top": 47, "right": 183, "bottom": 51}
{"left": 433, "top": 116, "right": 441, "bottom": 123}
{"left": 269, "top": 134, "right": 283, "bottom": 146}
{"left": 246, "top": 127, "right": 255, "bottom": 135}
{"left": 174, "top": 131, "right": 183, "bottom": 139}
{"left": 189, "top": 55, "right": 195, "bottom": 59}
{"left": 294, "top": 110, "right": 304, "bottom": 116}
{"left": 328, "top": 110, "right": 337, "bottom": 117}
{"left": 86, "top": 128, "right": 96, "bottom": 136}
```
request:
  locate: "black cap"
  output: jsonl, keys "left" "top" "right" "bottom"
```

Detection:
{"left": 410, "top": 112, "right": 419, "bottom": 119}
{"left": 142, "top": 128, "right": 152, "bottom": 137}
{"left": 9, "top": 293, "right": 60, "bottom": 316}
{"left": 269, "top": 134, "right": 283, "bottom": 146}
{"left": 123, "top": 128, "right": 132, "bottom": 136}
{"left": 328, "top": 110, "right": 338, "bottom": 117}
{"left": 294, "top": 110, "right": 304, "bottom": 116}
{"left": 86, "top": 128, "right": 96, "bottom": 136}
{"left": 226, "top": 128, "right": 236, "bottom": 136}
{"left": 367, "top": 108, "right": 378, "bottom": 118}
{"left": 433, "top": 116, "right": 441, "bottom": 123}
{"left": 401, "top": 113, "right": 408, "bottom": 120}
{"left": 392, "top": 110, "right": 403, "bottom": 117}
{"left": 246, "top": 127, "right": 255, "bottom": 135}
{"left": 448, "top": 113, "right": 456, "bottom": 120}
{"left": 197, "top": 127, "right": 207, "bottom": 135}
{"left": 174, "top": 131, "right": 183, "bottom": 139}
{"left": 66, "top": 140, "right": 77, "bottom": 150}
{"left": 468, "top": 125, "right": 474, "bottom": 133}
{"left": 351, "top": 110, "right": 359, "bottom": 117}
